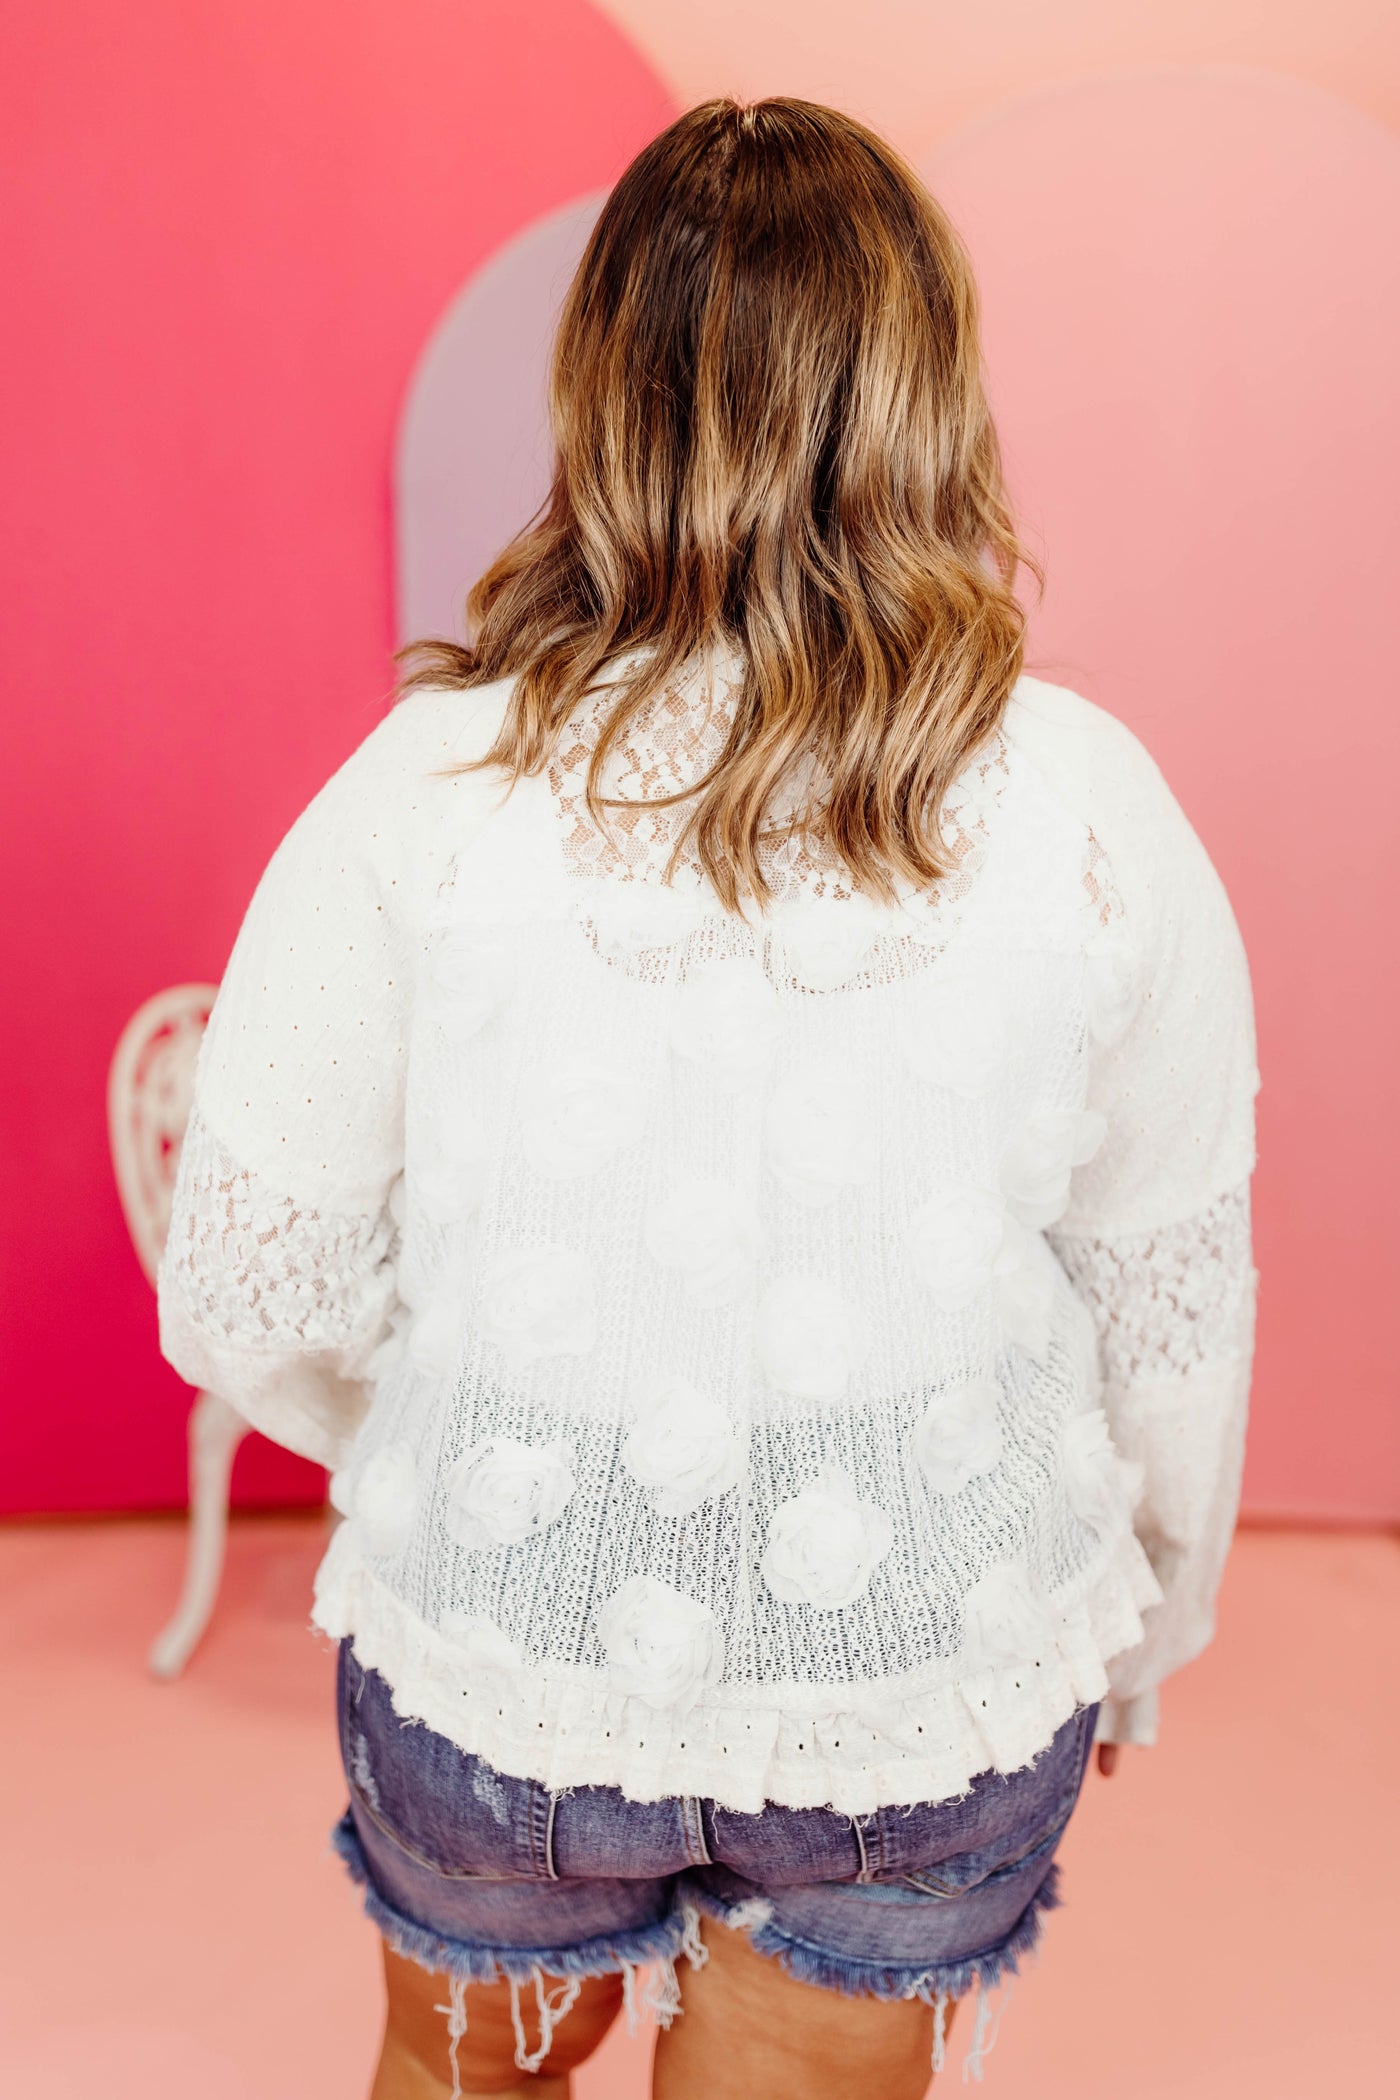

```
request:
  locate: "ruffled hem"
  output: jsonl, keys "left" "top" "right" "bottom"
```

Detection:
{"left": 312, "top": 1523, "right": 1160, "bottom": 1816}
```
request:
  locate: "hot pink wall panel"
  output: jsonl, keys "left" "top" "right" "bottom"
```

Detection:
{"left": 926, "top": 69, "right": 1400, "bottom": 1519}
{"left": 0, "top": 4, "right": 675, "bottom": 1514}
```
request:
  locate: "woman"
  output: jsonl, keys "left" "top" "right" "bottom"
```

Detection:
{"left": 160, "top": 99, "right": 1257, "bottom": 2098}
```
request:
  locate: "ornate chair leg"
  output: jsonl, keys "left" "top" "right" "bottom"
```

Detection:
{"left": 148, "top": 1389, "right": 248, "bottom": 1680}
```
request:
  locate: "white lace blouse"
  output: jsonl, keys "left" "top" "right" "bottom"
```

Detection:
{"left": 158, "top": 663, "right": 1258, "bottom": 1815}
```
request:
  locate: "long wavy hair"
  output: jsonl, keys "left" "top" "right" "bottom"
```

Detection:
{"left": 400, "top": 97, "right": 1038, "bottom": 909}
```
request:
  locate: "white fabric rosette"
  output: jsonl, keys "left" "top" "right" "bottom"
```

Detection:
{"left": 902, "top": 970, "right": 1012, "bottom": 1098}
{"left": 1061, "top": 1408, "right": 1144, "bottom": 1537}
{"left": 1083, "top": 921, "right": 1139, "bottom": 1047}
{"left": 760, "top": 1464, "right": 894, "bottom": 1609}
{"left": 413, "top": 1105, "right": 489, "bottom": 1224}
{"left": 907, "top": 1183, "right": 1011, "bottom": 1308}
{"left": 584, "top": 874, "right": 712, "bottom": 962}
{"left": 999, "top": 1108, "right": 1107, "bottom": 1229}
{"left": 426, "top": 925, "right": 517, "bottom": 1042}
{"left": 521, "top": 1061, "right": 639, "bottom": 1180}
{"left": 596, "top": 1574, "right": 723, "bottom": 1710}
{"left": 338, "top": 1441, "right": 418, "bottom": 1557}
{"left": 437, "top": 1612, "right": 526, "bottom": 1673}
{"left": 907, "top": 1186, "right": 1056, "bottom": 1361}
{"left": 670, "top": 957, "right": 782, "bottom": 1091}
{"left": 911, "top": 1379, "right": 1004, "bottom": 1496}
{"left": 645, "top": 1177, "right": 764, "bottom": 1308}
{"left": 623, "top": 1381, "right": 743, "bottom": 1516}
{"left": 408, "top": 1285, "right": 467, "bottom": 1379}
{"left": 765, "top": 1068, "right": 876, "bottom": 1206}
{"left": 444, "top": 1435, "right": 576, "bottom": 1551}
{"left": 756, "top": 1276, "right": 867, "bottom": 1399}
{"left": 773, "top": 891, "right": 890, "bottom": 991}
{"left": 481, "top": 1244, "right": 599, "bottom": 1368}
{"left": 962, "top": 1561, "right": 1049, "bottom": 1668}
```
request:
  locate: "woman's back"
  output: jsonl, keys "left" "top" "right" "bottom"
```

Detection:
{"left": 161, "top": 654, "right": 1255, "bottom": 1814}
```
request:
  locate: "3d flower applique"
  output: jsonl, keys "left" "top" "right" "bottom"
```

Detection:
{"left": 998, "top": 1108, "right": 1108, "bottom": 1229}
{"left": 437, "top": 1611, "right": 526, "bottom": 1674}
{"left": 596, "top": 1574, "right": 724, "bottom": 1710}
{"left": 481, "top": 1244, "right": 599, "bottom": 1369}
{"left": 645, "top": 1177, "right": 765, "bottom": 1308}
{"left": 961, "top": 1561, "right": 1049, "bottom": 1669}
{"left": 365, "top": 1302, "right": 414, "bottom": 1384}
{"left": 1061, "top": 1408, "right": 1144, "bottom": 1537}
{"left": 911, "top": 1378, "right": 1004, "bottom": 1496}
{"left": 584, "top": 872, "right": 712, "bottom": 963}
{"left": 413, "top": 1104, "right": 490, "bottom": 1223}
{"left": 765, "top": 1068, "right": 876, "bottom": 1206}
{"left": 408, "top": 1284, "right": 468, "bottom": 1379}
{"left": 670, "top": 956, "right": 782, "bottom": 1091}
{"left": 1083, "top": 921, "right": 1140, "bottom": 1047}
{"left": 755, "top": 1277, "right": 867, "bottom": 1399}
{"left": 622, "top": 1379, "right": 743, "bottom": 1517}
{"left": 907, "top": 1187, "right": 1056, "bottom": 1362}
{"left": 338, "top": 1442, "right": 419, "bottom": 1558}
{"left": 994, "top": 1218, "right": 1057, "bottom": 1363}
{"left": 521, "top": 1060, "right": 640, "bottom": 1180}
{"left": 772, "top": 890, "right": 890, "bottom": 991}
{"left": 901, "top": 970, "right": 1012, "bottom": 1098}
{"left": 760, "top": 1464, "right": 894, "bottom": 1610}
{"left": 444, "top": 1435, "right": 577, "bottom": 1551}
{"left": 907, "top": 1184, "right": 1012, "bottom": 1309}
{"left": 426, "top": 924, "right": 517, "bottom": 1042}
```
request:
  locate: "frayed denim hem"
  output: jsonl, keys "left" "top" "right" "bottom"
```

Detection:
{"left": 330, "top": 1809, "right": 696, "bottom": 1990}
{"left": 688, "top": 1859, "right": 1061, "bottom": 2005}
{"left": 687, "top": 1862, "right": 1063, "bottom": 2082}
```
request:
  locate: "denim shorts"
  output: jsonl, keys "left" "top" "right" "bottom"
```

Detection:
{"left": 332, "top": 1640, "right": 1097, "bottom": 2079}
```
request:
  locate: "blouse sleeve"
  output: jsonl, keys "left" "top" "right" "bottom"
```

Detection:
{"left": 1013, "top": 683, "right": 1260, "bottom": 1747}
{"left": 156, "top": 685, "right": 501, "bottom": 1470}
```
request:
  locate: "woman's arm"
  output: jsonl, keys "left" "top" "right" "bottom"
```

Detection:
{"left": 157, "top": 683, "right": 506, "bottom": 1469}
{"left": 1010, "top": 678, "right": 1260, "bottom": 1746}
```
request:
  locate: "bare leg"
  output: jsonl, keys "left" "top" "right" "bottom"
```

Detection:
{"left": 371, "top": 1944, "right": 624, "bottom": 2100}
{"left": 653, "top": 1915, "right": 949, "bottom": 2100}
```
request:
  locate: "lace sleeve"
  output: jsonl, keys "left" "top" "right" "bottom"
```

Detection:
{"left": 1051, "top": 1194, "right": 1256, "bottom": 1746}
{"left": 151, "top": 701, "right": 467, "bottom": 1468}
{"left": 158, "top": 1111, "right": 400, "bottom": 1469}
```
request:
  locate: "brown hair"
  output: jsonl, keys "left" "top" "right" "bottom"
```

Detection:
{"left": 400, "top": 97, "right": 1038, "bottom": 909}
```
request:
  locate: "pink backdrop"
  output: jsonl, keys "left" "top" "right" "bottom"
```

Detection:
{"left": 0, "top": 3, "right": 675, "bottom": 1513}
{"left": 3, "top": 7, "right": 1396, "bottom": 1519}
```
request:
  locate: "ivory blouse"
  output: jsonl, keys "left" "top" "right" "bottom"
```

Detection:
{"left": 158, "top": 662, "right": 1258, "bottom": 1815}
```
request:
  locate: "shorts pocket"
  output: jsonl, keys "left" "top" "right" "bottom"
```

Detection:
{"left": 336, "top": 1640, "right": 556, "bottom": 1882}
{"left": 896, "top": 1805, "right": 1072, "bottom": 1899}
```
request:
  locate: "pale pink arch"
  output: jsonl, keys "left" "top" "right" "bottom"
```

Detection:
{"left": 923, "top": 68, "right": 1400, "bottom": 1518}
{"left": 396, "top": 195, "right": 603, "bottom": 647}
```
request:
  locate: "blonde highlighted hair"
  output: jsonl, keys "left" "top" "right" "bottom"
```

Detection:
{"left": 400, "top": 97, "right": 1039, "bottom": 909}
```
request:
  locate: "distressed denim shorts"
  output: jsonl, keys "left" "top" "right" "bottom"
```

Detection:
{"left": 332, "top": 1641, "right": 1098, "bottom": 2080}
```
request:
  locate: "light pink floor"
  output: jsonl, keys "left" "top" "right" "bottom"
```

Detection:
{"left": 2, "top": 1518, "right": 1395, "bottom": 2098}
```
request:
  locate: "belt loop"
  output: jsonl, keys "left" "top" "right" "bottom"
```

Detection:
{"left": 852, "top": 1810, "right": 876, "bottom": 1883}
{"left": 544, "top": 1787, "right": 561, "bottom": 1880}
{"left": 682, "top": 1796, "right": 713, "bottom": 1867}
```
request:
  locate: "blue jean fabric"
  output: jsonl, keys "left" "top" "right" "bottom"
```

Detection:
{"left": 331, "top": 1640, "right": 1097, "bottom": 2025}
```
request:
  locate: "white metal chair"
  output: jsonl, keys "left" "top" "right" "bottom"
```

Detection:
{"left": 108, "top": 984, "right": 250, "bottom": 1679}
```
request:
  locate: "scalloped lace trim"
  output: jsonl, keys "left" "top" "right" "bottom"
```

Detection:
{"left": 311, "top": 1522, "right": 1163, "bottom": 1816}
